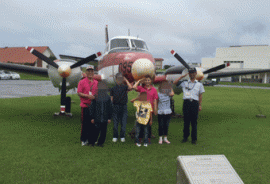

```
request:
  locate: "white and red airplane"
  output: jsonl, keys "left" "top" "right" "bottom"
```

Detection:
{"left": 1, "top": 25, "right": 270, "bottom": 116}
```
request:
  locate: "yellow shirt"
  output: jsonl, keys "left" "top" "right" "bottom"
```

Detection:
{"left": 134, "top": 101, "right": 153, "bottom": 125}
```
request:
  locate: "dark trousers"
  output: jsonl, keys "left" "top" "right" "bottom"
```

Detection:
{"left": 158, "top": 114, "right": 171, "bottom": 136}
{"left": 135, "top": 122, "right": 149, "bottom": 144}
{"left": 183, "top": 100, "right": 199, "bottom": 141}
{"left": 80, "top": 107, "right": 95, "bottom": 142}
{"left": 113, "top": 104, "right": 128, "bottom": 138}
{"left": 89, "top": 122, "right": 108, "bottom": 145}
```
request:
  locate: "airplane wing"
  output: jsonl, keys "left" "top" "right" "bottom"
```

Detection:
{"left": 207, "top": 69, "right": 270, "bottom": 79}
{"left": 59, "top": 54, "right": 99, "bottom": 66}
{"left": 0, "top": 62, "right": 48, "bottom": 76}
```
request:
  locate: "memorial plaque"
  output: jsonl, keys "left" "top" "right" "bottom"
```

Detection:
{"left": 177, "top": 155, "right": 244, "bottom": 184}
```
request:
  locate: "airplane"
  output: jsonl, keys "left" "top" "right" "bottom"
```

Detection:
{"left": 1, "top": 25, "right": 270, "bottom": 117}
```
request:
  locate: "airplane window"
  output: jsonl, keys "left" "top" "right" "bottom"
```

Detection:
{"left": 110, "top": 39, "right": 129, "bottom": 50}
{"left": 131, "top": 39, "right": 148, "bottom": 50}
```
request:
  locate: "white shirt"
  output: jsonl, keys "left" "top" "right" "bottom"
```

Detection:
{"left": 158, "top": 92, "right": 172, "bottom": 115}
{"left": 179, "top": 80, "right": 205, "bottom": 101}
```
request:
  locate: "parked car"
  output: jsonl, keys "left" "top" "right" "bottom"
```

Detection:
{"left": 203, "top": 79, "right": 217, "bottom": 86}
{"left": 0, "top": 71, "right": 9, "bottom": 80}
{"left": 9, "top": 71, "right": 20, "bottom": 80}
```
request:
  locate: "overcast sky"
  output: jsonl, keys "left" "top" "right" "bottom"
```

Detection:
{"left": 1, "top": 0, "right": 270, "bottom": 67}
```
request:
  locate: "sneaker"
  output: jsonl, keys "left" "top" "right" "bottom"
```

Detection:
{"left": 81, "top": 141, "right": 87, "bottom": 146}
{"left": 95, "top": 142, "right": 98, "bottom": 144}
{"left": 159, "top": 140, "right": 163, "bottom": 144}
{"left": 144, "top": 143, "right": 148, "bottom": 147}
{"left": 181, "top": 138, "right": 188, "bottom": 143}
{"left": 121, "top": 138, "right": 125, "bottom": 142}
{"left": 112, "top": 138, "right": 118, "bottom": 142}
{"left": 163, "top": 139, "right": 171, "bottom": 144}
{"left": 135, "top": 143, "right": 141, "bottom": 147}
{"left": 192, "top": 140, "right": 197, "bottom": 145}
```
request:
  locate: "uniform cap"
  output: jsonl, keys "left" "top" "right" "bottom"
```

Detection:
{"left": 86, "top": 66, "right": 94, "bottom": 70}
{"left": 188, "top": 67, "right": 197, "bottom": 73}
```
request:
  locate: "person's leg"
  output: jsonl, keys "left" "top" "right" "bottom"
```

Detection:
{"left": 183, "top": 101, "right": 191, "bottom": 140}
{"left": 163, "top": 115, "right": 171, "bottom": 143}
{"left": 164, "top": 114, "right": 171, "bottom": 137}
{"left": 97, "top": 122, "right": 108, "bottom": 145}
{"left": 158, "top": 114, "right": 164, "bottom": 143}
{"left": 120, "top": 105, "right": 128, "bottom": 139}
{"left": 135, "top": 122, "right": 141, "bottom": 144}
{"left": 113, "top": 105, "right": 120, "bottom": 139}
{"left": 144, "top": 123, "right": 149, "bottom": 144}
{"left": 81, "top": 107, "right": 90, "bottom": 143}
{"left": 190, "top": 102, "right": 199, "bottom": 142}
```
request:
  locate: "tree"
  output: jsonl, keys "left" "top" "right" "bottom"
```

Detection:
{"left": 164, "top": 65, "right": 173, "bottom": 69}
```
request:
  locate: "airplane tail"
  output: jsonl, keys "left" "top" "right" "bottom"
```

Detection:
{"left": 105, "top": 25, "right": 109, "bottom": 44}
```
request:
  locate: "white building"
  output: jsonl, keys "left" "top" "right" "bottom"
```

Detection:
{"left": 201, "top": 45, "right": 270, "bottom": 83}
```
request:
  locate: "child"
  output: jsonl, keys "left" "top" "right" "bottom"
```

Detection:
{"left": 157, "top": 81, "right": 174, "bottom": 144}
{"left": 89, "top": 81, "right": 112, "bottom": 147}
{"left": 133, "top": 92, "right": 153, "bottom": 147}
{"left": 133, "top": 75, "right": 158, "bottom": 143}
{"left": 110, "top": 73, "right": 132, "bottom": 143}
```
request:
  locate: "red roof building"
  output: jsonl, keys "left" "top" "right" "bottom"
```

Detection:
{"left": 0, "top": 46, "right": 57, "bottom": 68}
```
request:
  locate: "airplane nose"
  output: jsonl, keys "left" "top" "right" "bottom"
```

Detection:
{"left": 58, "top": 64, "right": 72, "bottom": 78}
{"left": 131, "top": 58, "right": 155, "bottom": 81}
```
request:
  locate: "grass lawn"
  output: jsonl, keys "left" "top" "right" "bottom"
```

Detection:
{"left": 1, "top": 87, "right": 270, "bottom": 183}
{"left": 18, "top": 72, "right": 50, "bottom": 81}
{"left": 219, "top": 81, "right": 270, "bottom": 87}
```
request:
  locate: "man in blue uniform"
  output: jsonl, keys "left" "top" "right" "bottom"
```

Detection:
{"left": 173, "top": 68, "right": 205, "bottom": 145}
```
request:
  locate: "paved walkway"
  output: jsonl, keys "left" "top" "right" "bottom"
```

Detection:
{"left": 0, "top": 80, "right": 77, "bottom": 99}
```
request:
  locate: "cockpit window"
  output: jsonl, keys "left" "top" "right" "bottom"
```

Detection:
{"left": 110, "top": 39, "right": 129, "bottom": 50}
{"left": 131, "top": 39, "right": 148, "bottom": 50}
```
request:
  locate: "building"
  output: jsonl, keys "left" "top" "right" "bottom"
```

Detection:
{"left": 201, "top": 45, "right": 270, "bottom": 83}
{"left": 0, "top": 46, "right": 57, "bottom": 68}
{"left": 154, "top": 58, "right": 163, "bottom": 70}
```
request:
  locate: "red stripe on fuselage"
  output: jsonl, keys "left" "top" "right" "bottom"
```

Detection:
{"left": 98, "top": 51, "right": 155, "bottom": 70}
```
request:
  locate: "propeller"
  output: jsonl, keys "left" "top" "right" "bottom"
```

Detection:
{"left": 60, "top": 78, "right": 67, "bottom": 106}
{"left": 25, "top": 46, "right": 59, "bottom": 68}
{"left": 203, "top": 63, "right": 230, "bottom": 74}
{"left": 25, "top": 46, "right": 102, "bottom": 114}
{"left": 70, "top": 52, "right": 102, "bottom": 69}
{"left": 170, "top": 50, "right": 231, "bottom": 81}
{"left": 171, "top": 50, "right": 190, "bottom": 69}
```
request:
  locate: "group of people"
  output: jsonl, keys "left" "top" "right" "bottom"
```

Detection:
{"left": 77, "top": 65, "right": 205, "bottom": 147}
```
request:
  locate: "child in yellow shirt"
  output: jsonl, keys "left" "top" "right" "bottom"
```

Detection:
{"left": 133, "top": 92, "right": 153, "bottom": 147}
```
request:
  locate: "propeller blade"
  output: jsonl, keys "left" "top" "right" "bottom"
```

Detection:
{"left": 105, "top": 25, "right": 109, "bottom": 44}
{"left": 70, "top": 52, "right": 102, "bottom": 69}
{"left": 170, "top": 50, "right": 190, "bottom": 69}
{"left": 60, "top": 77, "right": 67, "bottom": 106}
{"left": 203, "top": 63, "right": 230, "bottom": 74}
{"left": 25, "top": 46, "right": 59, "bottom": 68}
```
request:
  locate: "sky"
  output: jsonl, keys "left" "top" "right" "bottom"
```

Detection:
{"left": 1, "top": 0, "right": 270, "bottom": 67}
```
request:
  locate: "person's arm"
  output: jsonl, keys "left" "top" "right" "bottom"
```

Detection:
{"left": 89, "top": 100, "right": 96, "bottom": 123}
{"left": 173, "top": 73, "right": 189, "bottom": 85}
{"left": 199, "top": 93, "right": 203, "bottom": 111}
{"left": 108, "top": 98, "right": 113, "bottom": 123}
{"left": 133, "top": 78, "right": 144, "bottom": 91}
{"left": 130, "top": 95, "right": 139, "bottom": 103}
{"left": 154, "top": 99, "right": 158, "bottom": 116}
{"left": 124, "top": 77, "right": 133, "bottom": 91}
{"left": 78, "top": 92, "right": 95, "bottom": 100}
{"left": 149, "top": 113, "right": 153, "bottom": 126}
{"left": 169, "top": 88, "right": 174, "bottom": 97}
